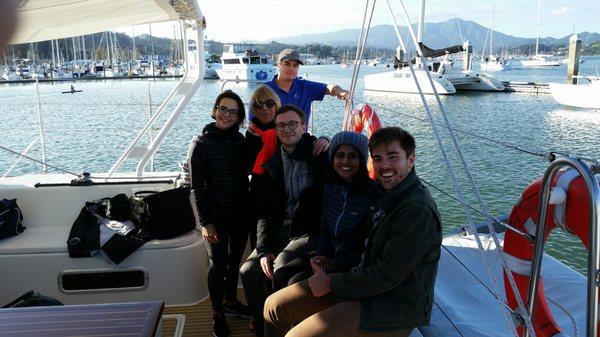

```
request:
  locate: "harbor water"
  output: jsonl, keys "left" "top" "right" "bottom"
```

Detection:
{"left": 1, "top": 57, "right": 599, "bottom": 273}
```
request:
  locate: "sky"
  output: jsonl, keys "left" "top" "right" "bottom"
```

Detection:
{"left": 117, "top": 0, "right": 598, "bottom": 42}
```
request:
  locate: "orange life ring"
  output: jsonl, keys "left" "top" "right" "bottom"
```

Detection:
{"left": 349, "top": 104, "right": 382, "bottom": 179}
{"left": 503, "top": 168, "right": 597, "bottom": 336}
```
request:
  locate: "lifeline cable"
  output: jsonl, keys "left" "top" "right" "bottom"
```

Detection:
{"left": 367, "top": 101, "right": 551, "bottom": 160}
{"left": 419, "top": 177, "right": 533, "bottom": 242}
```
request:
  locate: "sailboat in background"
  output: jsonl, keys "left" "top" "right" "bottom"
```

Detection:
{"left": 520, "top": 0, "right": 560, "bottom": 67}
{"left": 480, "top": 1, "right": 511, "bottom": 72}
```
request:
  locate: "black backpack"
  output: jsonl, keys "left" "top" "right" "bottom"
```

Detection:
{"left": 0, "top": 199, "right": 25, "bottom": 239}
{"left": 131, "top": 186, "right": 196, "bottom": 240}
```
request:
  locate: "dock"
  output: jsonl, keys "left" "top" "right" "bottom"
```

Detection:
{"left": 0, "top": 75, "right": 186, "bottom": 85}
{"left": 502, "top": 81, "right": 551, "bottom": 94}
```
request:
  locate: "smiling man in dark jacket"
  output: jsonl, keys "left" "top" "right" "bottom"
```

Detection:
{"left": 240, "top": 105, "right": 328, "bottom": 337}
{"left": 263, "top": 127, "right": 442, "bottom": 337}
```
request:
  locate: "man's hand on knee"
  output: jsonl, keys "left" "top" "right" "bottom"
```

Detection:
{"left": 260, "top": 253, "right": 276, "bottom": 279}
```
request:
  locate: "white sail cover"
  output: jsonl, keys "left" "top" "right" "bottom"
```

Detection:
{"left": 10, "top": 0, "right": 201, "bottom": 44}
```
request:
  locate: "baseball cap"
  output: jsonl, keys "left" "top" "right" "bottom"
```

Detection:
{"left": 277, "top": 49, "right": 304, "bottom": 65}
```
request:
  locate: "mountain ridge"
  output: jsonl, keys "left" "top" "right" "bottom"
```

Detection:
{"left": 266, "top": 18, "right": 600, "bottom": 53}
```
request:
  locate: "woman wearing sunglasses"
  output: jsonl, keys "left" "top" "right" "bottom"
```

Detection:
{"left": 188, "top": 90, "right": 251, "bottom": 337}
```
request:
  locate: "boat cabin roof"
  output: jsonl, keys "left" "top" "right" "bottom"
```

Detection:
{"left": 10, "top": 0, "right": 200, "bottom": 44}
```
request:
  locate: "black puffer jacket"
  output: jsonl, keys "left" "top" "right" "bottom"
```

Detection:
{"left": 189, "top": 122, "right": 248, "bottom": 226}
{"left": 256, "top": 134, "right": 328, "bottom": 257}
{"left": 317, "top": 180, "right": 379, "bottom": 272}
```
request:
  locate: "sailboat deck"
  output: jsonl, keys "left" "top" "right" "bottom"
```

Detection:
{"left": 162, "top": 288, "right": 253, "bottom": 337}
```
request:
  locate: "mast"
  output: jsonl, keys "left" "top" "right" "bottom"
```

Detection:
{"left": 535, "top": 0, "right": 541, "bottom": 56}
{"left": 417, "top": 0, "right": 425, "bottom": 43}
{"left": 417, "top": 0, "right": 426, "bottom": 66}
{"left": 81, "top": 36, "right": 86, "bottom": 61}
{"left": 489, "top": 1, "right": 495, "bottom": 57}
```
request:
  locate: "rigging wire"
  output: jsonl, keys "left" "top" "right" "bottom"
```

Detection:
{"left": 433, "top": 301, "right": 465, "bottom": 337}
{"left": 419, "top": 177, "right": 533, "bottom": 242}
{"left": 0, "top": 144, "right": 79, "bottom": 176}
{"left": 387, "top": 1, "right": 534, "bottom": 334}
{"left": 366, "top": 101, "right": 552, "bottom": 160}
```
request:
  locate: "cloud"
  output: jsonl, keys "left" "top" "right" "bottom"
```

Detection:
{"left": 551, "top": 7, "right": 570, "bottom": 16}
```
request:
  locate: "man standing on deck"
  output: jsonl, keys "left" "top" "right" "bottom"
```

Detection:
{"left": 263, "top": 127, "right": 442, "bottom": 337}
{"left": 240, "top": 105, "right": 329, "bottom": 337}
{"left": 265, "top": 49, "right": 350, "bottom": 122}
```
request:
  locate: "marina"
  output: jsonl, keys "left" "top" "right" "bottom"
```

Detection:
{"left": 0, "top": 1, "right": 599, "bottom": 337}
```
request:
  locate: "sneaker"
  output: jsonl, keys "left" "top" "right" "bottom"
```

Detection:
{"left": 213, "top": 313, "right": 229, "bottom": 337}
{"left": 223, "top": 299, "right": 251, "bottom": 318}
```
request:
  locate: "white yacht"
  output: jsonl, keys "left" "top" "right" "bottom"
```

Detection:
{"left": 520, "top": 0, "right": 561, "bottom": 68}
{"left": 480, "top": 1, "right": 512, "bottom": 72}
{"left": 215, "top": 44, "right": 275, "bottom": 82}
{"left": 549, "top": 76, "right": 600, "bottom": 109}
{"left": 365, "top": 0, "right": 504, "bottom": 95}
{"left": 364, "top": 65, "right": 457, "bottom": 95}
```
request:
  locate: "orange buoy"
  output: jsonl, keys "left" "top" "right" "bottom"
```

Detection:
{"left": 503, "top": 168, "right": 597, "bottom": 336}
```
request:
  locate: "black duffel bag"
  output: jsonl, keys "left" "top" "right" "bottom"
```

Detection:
{"left": 0, "top": 199, "right": 26, "bottom": 239}
{"left": 131, "top": 186, "right": 196, "bottom": 240}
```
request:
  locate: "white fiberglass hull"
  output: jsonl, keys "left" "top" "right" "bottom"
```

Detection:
{"left": 520, "top": 59, "right": 561, "bottom": 67}
{"left": 443, "top": 71, "right": 505, "bottom": 91}
{"left": 216, "top": 65, "right": 275, "bottom": 82}
{"left": 364, "top": 69, "right": 456, "bottom": 95}
{"left": 480, "top": 61, "right": 512, "bottom": 72}
{"left": 549, "top": 82, "right": 600, "bottom": 109}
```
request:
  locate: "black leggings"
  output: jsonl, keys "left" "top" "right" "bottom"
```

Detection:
{"left": 205, "top": 219, "right": 249, "bottom": 312}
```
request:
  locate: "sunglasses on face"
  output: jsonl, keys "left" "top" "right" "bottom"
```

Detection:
{"left": 253, "top": 99, "right": 276, "bottom": 110}
{"left": 275, "top": 120, "right": 301, "bottom": 132}
{"left": 215, "top": 105, "right": 239, "bottom": 117}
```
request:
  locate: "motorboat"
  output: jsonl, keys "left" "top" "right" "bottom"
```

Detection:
{"left": 215, "top": 44, "right": 275, "bottom": 82}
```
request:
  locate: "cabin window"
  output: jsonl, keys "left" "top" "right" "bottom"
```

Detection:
{"left": 261, "top": 58, "right": 269, "bottom": 64}
{"left": 242, "top": 58, "right": 249, "bottom": 64}
{"left": 224, "top": 59, "right": 239, "bottom": 65}
{"left": 60, "top": 269, "right": 147, "bottom": 292}
{"left": 250, "top": 57, "right": 261, "bottom": 64}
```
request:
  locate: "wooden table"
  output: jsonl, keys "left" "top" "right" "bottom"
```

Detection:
{"left": 0, "top": 301, "right": 164, "bottom": 337}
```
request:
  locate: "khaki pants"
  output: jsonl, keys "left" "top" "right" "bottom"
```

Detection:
{"left": 264, "top": 279, "right": 412, "bottom": 337}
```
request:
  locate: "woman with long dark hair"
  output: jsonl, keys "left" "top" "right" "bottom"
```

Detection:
{"left": 188, "top": 90, "right": 250, "bottom": 337}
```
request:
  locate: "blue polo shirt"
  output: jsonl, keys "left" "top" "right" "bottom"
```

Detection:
{"left": 265, "top": 76, "right": 327, "bottom": 121}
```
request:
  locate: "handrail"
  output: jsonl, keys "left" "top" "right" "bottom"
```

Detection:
{"left": 525, "top": 156, "right": 600, "bottom": 337}
{"left": 107, "top": 14, "right": 206, "bottom": 178}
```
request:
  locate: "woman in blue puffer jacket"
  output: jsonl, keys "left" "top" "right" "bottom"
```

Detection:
{"left": 273, "top": 131, "right": 378, "bottom": 289}
{"left": 312, "top": 131, "right": 379, "bottom": 273}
